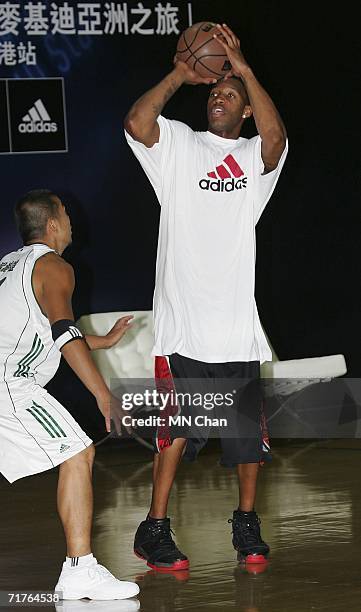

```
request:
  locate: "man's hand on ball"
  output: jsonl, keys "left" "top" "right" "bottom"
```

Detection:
{"left": 173, "top": 57, "right": 217, "bottom": 85}
{"left": 105, "top": 315, "right": 134, "bottom": 348}
{"left": 213, "top": 24, "right": 250, "bottom": 79}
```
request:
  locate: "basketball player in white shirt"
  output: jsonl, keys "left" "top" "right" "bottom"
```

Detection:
{"left": 124, "top": 24, "right": 287, "bottom": 569}
{"left": 0, "top": 190, "right": 139, "bottom": 601}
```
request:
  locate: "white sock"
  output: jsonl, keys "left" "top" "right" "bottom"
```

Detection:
{"left": 65, "top": 553, "right": 95, "bottom": 568}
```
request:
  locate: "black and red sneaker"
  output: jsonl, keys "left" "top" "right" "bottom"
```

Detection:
{"left": 134, "top": 517, "right": 189, "bottom": 571}
{"left": 228, "top": 510, "right": 269, "bottom": 564}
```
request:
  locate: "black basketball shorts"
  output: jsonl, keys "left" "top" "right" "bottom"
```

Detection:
{"left": 154, "top": 353, "right": 270, "bottom": 467}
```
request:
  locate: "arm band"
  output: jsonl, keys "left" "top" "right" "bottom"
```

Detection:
{"left": 51, "top": 319, "right": 84, "bottom": 351}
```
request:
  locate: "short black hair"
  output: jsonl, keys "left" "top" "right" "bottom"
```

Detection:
{"left": 14, "top": 189, "right": 60, "bottom": 243}
{"left": 211, "top": 75, "right": 249, "bottom": 104}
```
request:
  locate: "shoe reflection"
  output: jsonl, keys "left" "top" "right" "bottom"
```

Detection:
{"left": 240, "top": 559, "right": 269, "bottom": 575}
{"left": 136, "top": 567, "right": 190, "bottom": 582}
{"left": 134, "top": 567, "right": 190, "bottom": 611}
{"left": 233, "top": 562, "right": 269, "bottom": 612}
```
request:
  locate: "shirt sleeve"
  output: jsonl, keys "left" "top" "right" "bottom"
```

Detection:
{"left": 124, "top": 115, "right": 178, "bottom": 204}
{"left": 250, "top": 135, "right": 288, "bottom": 224}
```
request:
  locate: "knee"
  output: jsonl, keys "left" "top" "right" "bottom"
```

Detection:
{"left": 84, "top": 443, "right": 95, "bottom": 465}
{"left": 64, "top": 444, "right": 95, "bottom": 469}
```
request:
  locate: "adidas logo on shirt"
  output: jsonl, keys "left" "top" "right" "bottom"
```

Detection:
{"left": 199, "top": 154, "right": 248, "bottom": 192}
{"left": 18, "top": 99, "right": 58, "bottom": 134}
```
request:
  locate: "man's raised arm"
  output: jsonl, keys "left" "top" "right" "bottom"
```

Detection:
{"left": 215, "top": 24, "right": 287, "bottom": 173}
{"left": 124, "top": 62, "right": 216, "bottom": 148}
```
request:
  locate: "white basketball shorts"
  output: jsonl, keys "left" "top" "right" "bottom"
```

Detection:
{"left": 0, "top": 381, "right": 92, "bottom": 483}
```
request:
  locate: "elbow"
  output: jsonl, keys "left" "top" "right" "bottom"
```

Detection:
{"left": 261, "top": 131, "right": 288, "bottom": 173}
{"left": 124, "top": 112, "right": 149, "bottom": 143}
{"left": 124, "top": 113, "right": 159, "bottom": 148}
{"left": 266, "top": 131, "right": 287, "bottom": 161}
{"left": 269, "top": 130, "right": 287, "bottom": 150}
{"left": 124, "top": 112, "right": 138, "bottom": 138}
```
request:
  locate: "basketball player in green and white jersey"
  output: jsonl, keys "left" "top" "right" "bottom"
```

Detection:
{"left": 0, "top": 189, "right": 139, "bottom": 602}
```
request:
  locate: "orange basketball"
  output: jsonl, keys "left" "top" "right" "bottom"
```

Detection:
{"left": 176, "top": 21, "right": 231, "bottom": 79}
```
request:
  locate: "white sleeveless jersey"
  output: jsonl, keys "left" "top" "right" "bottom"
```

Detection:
{"left": 0, "top": 244, "right": 61, "bottom": 390}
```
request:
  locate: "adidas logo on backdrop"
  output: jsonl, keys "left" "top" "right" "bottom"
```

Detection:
{"left": 199, "top": 154, "right": 248, "bottom": 192}
{"left": 18, "top": 99, "right": 58, "bottom": 134}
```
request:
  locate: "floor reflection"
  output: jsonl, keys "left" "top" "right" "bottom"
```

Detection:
{"left": 1, "top": 439, "right": 361, "bottom": 611}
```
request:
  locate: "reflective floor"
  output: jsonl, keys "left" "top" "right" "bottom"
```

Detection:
{"left": 1, "top": 438, "right": 361, "bottom": 611}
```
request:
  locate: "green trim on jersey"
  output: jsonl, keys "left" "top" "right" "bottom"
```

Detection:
{"left": 26, "top": 402, "right": 67, "bottom": 439}
{"left": 14, "top": 333, "right": 44, "bottom": 378}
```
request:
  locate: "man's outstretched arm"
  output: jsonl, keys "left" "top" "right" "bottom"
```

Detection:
{"left": 215, "top": 23, "right": 287, "bottom": 173}
{"left": 85, "top": 315, "right": 133, "bottom": 350}
{"left": 124, "top": 62, "right": 216, "bottom": 148}
{"left": 33, "top": 253, "right": 113, "bottom": 432}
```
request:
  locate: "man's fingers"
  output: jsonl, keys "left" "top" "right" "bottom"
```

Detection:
{"left": 124, "top": 423, "right": 133, "bottom": 436}
{"left": 120, "top": 316, "right": 134, "bottom": 328}
{"left": 201, "top": 77, "right": 218, "bottom": 85}
{"left": 118, "top": 415, "right": 134, "bottom": 436}
{"left": 111, "top": 398, "right": 135, "bottom": 437}
{"left": 105, "top": 414, "right": 111, "bottom": 433}
{"left": 115, "top": 315, "right": 134, "bottom": 327}
{"left": 221, "top": 22, "right": 239, "bottom": 46}
{"left": 187, "top": 75, "right": 217, "bottom": 85}
{"left": 215, "top": 24, "right": 234, "bottom": 48}
{"left": 213, "top": 34, "right": 229, "bottom": 52}
{"left": 190, "top": 77, "right": 217, "bottom": 86}
{"left": 115, "top": 422, "right": 122, "bottom": 436}
{"left": 111, "top": 413, "right": 122, "bottom": 435}
{"left": 222, "top": 23, "right": 240, "bottom": 47}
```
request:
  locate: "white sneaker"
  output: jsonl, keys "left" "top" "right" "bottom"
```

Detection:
{"left": 55, "top": 558, "right": 140, "bottom": 600}
{"left": 55, "top": 600, "right": 140, "bottom": 611}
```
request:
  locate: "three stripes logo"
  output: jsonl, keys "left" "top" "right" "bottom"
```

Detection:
{"left": 26, "top": 402, "right": 67, "bottom": 439}
{"left": 14, "top": 333, "right": 44, "bottom": 378}
{"left": 60, "top": 443, "right": 71, "bottom": 453}
{"left": 54, "top": 325, "right": 83, "bottom": 351}
{"left": 18, "top": 98, "right": 58, "bottom": 134}
{"left": 199, "top": 154, "right": 248, "bottom": 192}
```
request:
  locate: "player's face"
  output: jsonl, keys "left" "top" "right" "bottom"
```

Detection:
{"left": 207, "top": 79, "right": 249, "bottom": 135}
{"left": 54, "top": 198, "right": 72, "bottom": 249}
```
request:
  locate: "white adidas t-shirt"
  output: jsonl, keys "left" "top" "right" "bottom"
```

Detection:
{"left": 125, "top": 116, "right": 288, "bottom": 363}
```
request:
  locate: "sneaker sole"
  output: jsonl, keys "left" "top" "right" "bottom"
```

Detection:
{"left": 237, "top": 552, "right": 268, "bottom": 564}
{"left": 59, "top": 592, "right": 139, "bottom": 601}
{"left": 134, "top": 549, "right": 189, "bottom": 571}
{"left": 57, "top": 585, "right": 140, "bottom": 600}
